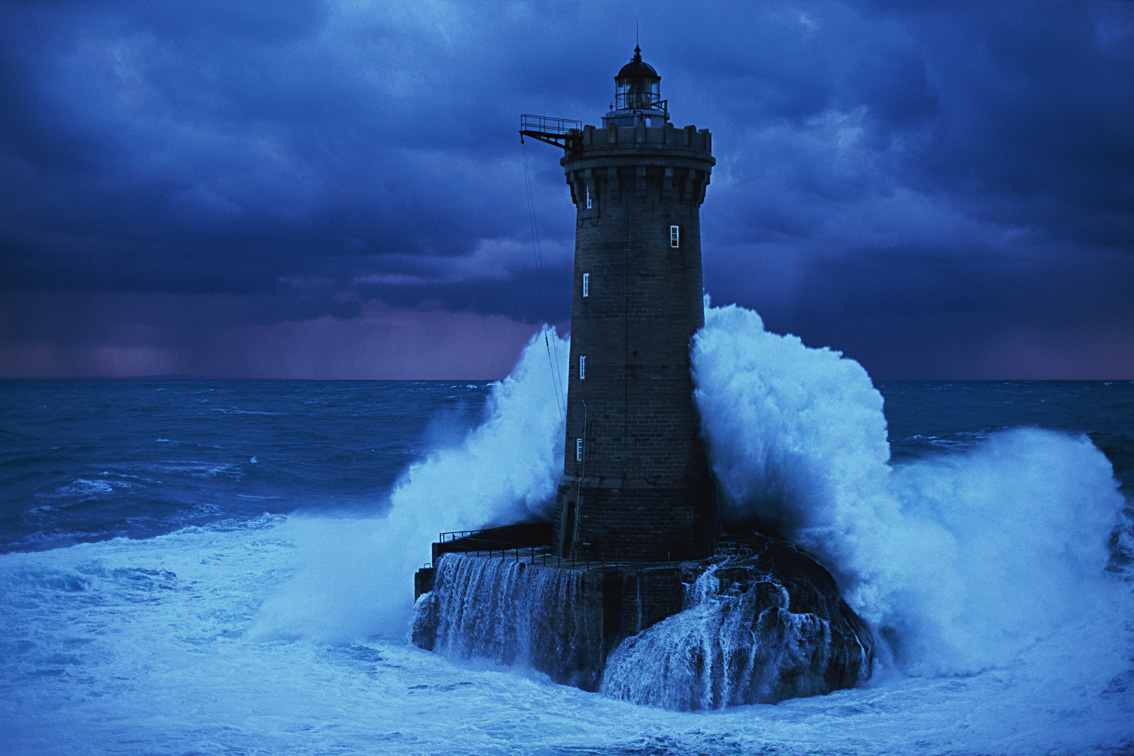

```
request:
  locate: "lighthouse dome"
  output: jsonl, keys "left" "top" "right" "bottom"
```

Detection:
{"left": 616, "top": 47, "right": 659, "bottom": 80}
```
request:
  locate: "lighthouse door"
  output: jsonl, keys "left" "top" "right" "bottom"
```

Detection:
{"left": 560, "top": 498, "right": 577, "bottom": 558}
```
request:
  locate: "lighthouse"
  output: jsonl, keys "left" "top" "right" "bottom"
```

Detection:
{"left": 540, "top": 47, "right": 720, "bottom": 562}
{"left": 413, "top": 50, "right": 873, "bottom": 704}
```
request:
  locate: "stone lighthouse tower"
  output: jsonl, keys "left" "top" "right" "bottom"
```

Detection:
{"left": 415, "top": 53, "right": 872, "bottom": 702}
{"left": 531, "top": 48, "right": 719, "bottom": 562}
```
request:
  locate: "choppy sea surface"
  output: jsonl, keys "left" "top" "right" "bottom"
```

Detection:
{"left": 2, "top": 373, "right": 1132, "bottom": 755}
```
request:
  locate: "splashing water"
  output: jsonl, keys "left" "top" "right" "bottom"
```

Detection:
{"left": 3, "top": 348, "right": 1132, "bottom": 754}
{"left": 254, "top": 300, "right": 1129, "bottom": 691}
{"left": 692, "top": 302, "right": 1130, "bottom": 676}
{"left": 250, "top": 326, "right": 569, "bottom": 642}
{"left": 600, "top": 561, "right": 871, "bottom": 710}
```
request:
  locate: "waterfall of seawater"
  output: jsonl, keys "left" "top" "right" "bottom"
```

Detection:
{"left": 600, "top": 564, "right": 869, "bottom": 710}
{"left": 413, "top": 553, "right": 604, "bottom": 688}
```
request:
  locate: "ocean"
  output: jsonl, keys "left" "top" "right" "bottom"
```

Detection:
{"left": 2, "top": 313, "right": 1132, "bottom": 755}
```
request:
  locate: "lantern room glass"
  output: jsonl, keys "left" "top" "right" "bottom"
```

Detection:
{"left": 615, "top": 77, "right": 660, "bottom": 112}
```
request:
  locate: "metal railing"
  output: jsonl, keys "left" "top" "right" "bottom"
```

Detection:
{"left": 428, "top": 530, "right": 753, "bottom": 571}
{"left": 714, "top": 539, "right": 756, "bottom": 560}
{"left": 434, "top": 529, "right": 614, "bottom": 571}
{"left": 613, "top": 94, "right": 668, "bottom": 116}
{"left": 519, "top": 114, "right": 582, "bottom": 150}
{"left": 520, "top": 114, "right": 581, "bottom": 136}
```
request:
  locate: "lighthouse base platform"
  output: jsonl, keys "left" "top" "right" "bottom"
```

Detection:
{"left": 411, "top": 529, "right": 873, "bottom": 709}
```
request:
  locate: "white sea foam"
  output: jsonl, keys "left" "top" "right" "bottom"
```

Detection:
{"left": 1, "top": 517, "right": 1131, "bottom": 756}
{"left": 249, "top": 326, "right": 569, "bottom": 642}
{"left": 2, "top": 323, "right": 1133, "bottom": 753}
{"left": 50, "top": 478, "right": 132, "bottom": 499}
{"left": 692, "top": 301, "right": 1130, "bottom": 677}
{"left": 253, "top": 300, "right": 1130, "bottom": 683}
{"left": 237, "top": 298, "right": 1134, "bottom": 753}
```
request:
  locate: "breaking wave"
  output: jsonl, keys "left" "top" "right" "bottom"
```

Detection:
{"left": 254, "top": 300, "right": 1129, "bottom": 686}
{"left": 692, "top": 302, "right": 1130, "bottom": 676}
{"left": 250, "top": 326, "right": 569, "bottom": 642}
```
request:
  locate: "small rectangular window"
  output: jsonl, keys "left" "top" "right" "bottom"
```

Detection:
{"left": 585, "top": 186, "right": 592, "bottom": 209}
{"left": 582, "top": 273, "right": 589, "bottom": 298}
{"left": 670, "top": 225, "right": 681, "bottom": 248}
{"left": 576, "top": 438, "right": 583, "bottom": 462}
{"left": 579, "top": 355, "right": 586, "bottom": 380}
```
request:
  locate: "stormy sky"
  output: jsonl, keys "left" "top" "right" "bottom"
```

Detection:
{"left": 2, "top": 0, "right": 1132, "bottom": 379}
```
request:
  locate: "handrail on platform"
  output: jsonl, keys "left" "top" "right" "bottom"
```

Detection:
{"left": 434, "top": 527, "right": 610, "bottom": 571}
{"left": 519, "top": 114, "right": 582, "bottom": 151}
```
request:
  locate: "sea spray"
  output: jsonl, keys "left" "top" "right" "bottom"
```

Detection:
{"left": 885, "top": 427, "right": 1127, "bottom": 674}
{"left": 691, "top": 302, "right": 1130, "bottom": 676}
{"left": 253, "top": 298, "right": 1127, "bottom": 687}
{"left": 3, "top": 380, "right": 1132, "bottom": 755}
{"left": 249, "top": 327, "right": 569, "bottom": 642}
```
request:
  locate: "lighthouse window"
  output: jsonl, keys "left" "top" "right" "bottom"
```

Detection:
{"left": 670, "top": 225, "right": 681, "bottom": 248}
{"left": 585, "top": 186, "right": 592, "bottom": 209}
{"left": 579, "top": 355, "right": 586, "bottom": 379}
{"left": 582, "top": 273, "right": 589, "bottom": 297}
{"left": 576, "top": 438, "right": 583, "bottom": 462}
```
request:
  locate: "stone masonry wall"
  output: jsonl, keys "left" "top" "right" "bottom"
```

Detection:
{"left": 553, "top": 122, "right": 719, "bottom": 561}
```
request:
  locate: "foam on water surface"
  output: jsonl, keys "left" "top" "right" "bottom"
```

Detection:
{"left": 1, "top": 517, "right": 1131, "bottom": 756}
{"left": 2, "top": 305, "right": 1132, "bottom": 754}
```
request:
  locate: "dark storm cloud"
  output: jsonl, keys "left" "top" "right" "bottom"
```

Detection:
{"left": 1, "top": 0, "right": 1132, "bottom": 377}
{"left": 893, "top": 4, "right": 1134, "bottom": 238}
{"left": 689, "top": 1, "right": 1134, "bottom": 377}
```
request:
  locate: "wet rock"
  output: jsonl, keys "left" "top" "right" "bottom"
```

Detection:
{"left": 600, "top": 534, "right": 873, "bottom": 709}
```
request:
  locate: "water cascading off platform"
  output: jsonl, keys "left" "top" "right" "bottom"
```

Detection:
{"left": 411, "top": 532, "right": 872, "bottom": 709}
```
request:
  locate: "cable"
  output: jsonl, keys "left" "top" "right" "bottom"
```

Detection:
{"left": 521, "top": 139, "right": 566, "bottom": 419}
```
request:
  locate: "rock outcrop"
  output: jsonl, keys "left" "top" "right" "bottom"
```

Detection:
{"left": 600, "top": 533, "right": 872, "bottom": 709}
